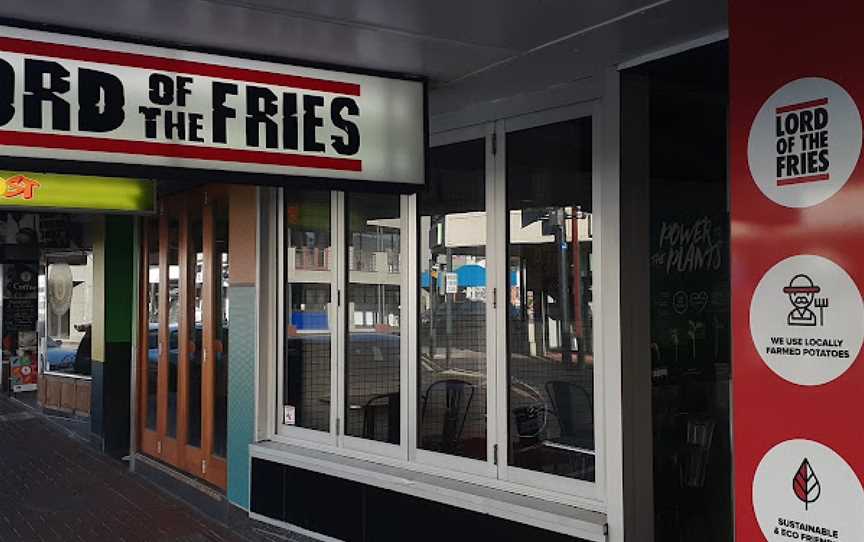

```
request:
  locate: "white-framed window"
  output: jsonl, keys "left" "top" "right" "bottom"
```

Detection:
{"left": 276, "top": 189, "right": 409, "bottom": 459}
{"left": 268, "top": 102, "right": 605, "bottom": 510}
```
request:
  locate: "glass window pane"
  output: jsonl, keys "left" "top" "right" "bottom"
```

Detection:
{"left": 187, "top": 203, "right": 203, "bottom": 449}
{"left": 283, "top": 190, "right": 332, "bottom": 433}
{"left": 506, "top": 118, "right": 595, "bottom": 482}
{"left": 146, "top": 218, "right": 159, "bottom": 431}
{"left": 418, "top": 139, "right": 487, "bottom": 460}
{"left": 640, "top": 65, "right": 732, "bottom": 540}
{"left": 344, "top": 193, "right": 401, "bottom": 444}
{"left": 166, "top": 212, "right": 180, "bottom": 439}
{"left": 45, "top": 252, "right": 93, "bottom": 377}
{"left": 213, "top": 198, "right": 229, "bottom": 458}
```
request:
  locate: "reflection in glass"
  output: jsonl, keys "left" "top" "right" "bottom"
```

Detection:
{"left": 345, "top": 193, "right": 401, "bottom": 444}
{"left": 283, "top": 190, "right": 332, "bottom": 433}
{"left": 187, "top": 204, "right": 203, "bottom": 448}
{"left": 506, "top": 118, "right": 595, "bottom": 481}
{"left": 213, "top": 199, "right": 229, "bottom": 458}
{"left": 146, "top": 218, "right": 159, "bottom": 431}
{"left": 418, "top": 139, "right": 487, "bottom": 460}
{"left": 639, "top": 57, "right": 733, "bottom": 541}
{"left": 45, "top": 255, "right": 94, "bottom": 377}
{"left": 167, "top": 213, "right": 180, "bottom": 439}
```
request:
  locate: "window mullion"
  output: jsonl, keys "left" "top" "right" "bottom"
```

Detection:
{"left": 333, "top": 190, "right": 344, "bottom": 446}
{"left": 492, "top": 120, "right": 510, "bottom": 479}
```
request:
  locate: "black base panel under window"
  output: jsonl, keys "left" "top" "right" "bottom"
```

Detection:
{"left": 250, "top": 458, "right": 587, "bottom": 542}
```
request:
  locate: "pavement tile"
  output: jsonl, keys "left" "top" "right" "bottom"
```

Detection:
{"left": 0, "top": 395, "right": 315, "bottom": 542}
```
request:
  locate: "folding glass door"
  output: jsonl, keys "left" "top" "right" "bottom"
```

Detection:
{"left": 278, "top": 190, "right": 407, "bottom": 457}
{"left": 139, "top": 186, "right": 230, "bottom": 489}
{"left": 497, "top": 108, "right": 600, "bottom": 500}
{"left": 422, "top": 104, "right": 601, "bottom": 501}
{"left": 417, "top": 125, "right": 497, "bottom": 477}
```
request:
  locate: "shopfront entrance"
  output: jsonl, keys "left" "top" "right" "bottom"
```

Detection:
{"left": 138, "top": 186, "right": 231, "bottom": 489}
{"left": 1, "top": 212, "right": 96, "bottom": 422}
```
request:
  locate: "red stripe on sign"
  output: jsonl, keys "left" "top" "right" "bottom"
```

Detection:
{"left": 777, "top": 173, "right": 830, "bottom": 186}
{"left": 0, "top": 130, "right": 363, "bottom": 172}
{"left": 0, "top": 36, "right": 361, "bottom": 96}
{"left": 776, "top": 98, "right": 829, "bottom": 114}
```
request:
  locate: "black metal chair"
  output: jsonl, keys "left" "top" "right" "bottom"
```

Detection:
{"left": 419, "top": 379, "right": 475, "bottom": 454}
{"left": 545, "top": 380, "right": 594, "bottom": 450}
{"left": 362, "top": 392, "right": 400, "bottom": 444}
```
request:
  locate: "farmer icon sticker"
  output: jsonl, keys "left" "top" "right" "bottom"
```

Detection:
{"left": 784, "top": 275, "right": 828, "bottom": 327}
{"left": 748, "top": 77, "right": 862, "bottom": 208}
{"left": 753, "top": 439, "right": 864, "bottom": 542}
{"left": 750, "top": 255, "right": 864, "bottom": 386}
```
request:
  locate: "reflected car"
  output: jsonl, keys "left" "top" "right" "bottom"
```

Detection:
{"left": 148, "top": 323, "right": 179, "bottom": 366}
{"left": 147, "top": 323, "right": 223, "bottom": 366}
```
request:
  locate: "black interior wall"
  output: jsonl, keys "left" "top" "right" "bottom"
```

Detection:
{"left": 622, "top": 41, "right": 732, "bottom": 542}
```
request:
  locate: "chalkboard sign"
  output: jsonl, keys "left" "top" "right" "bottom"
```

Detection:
{"left": 650, "top": 213, "right": 730, "bottom": 373}
{"left": 3, "top": 263, "right": 38, "bottom": 333}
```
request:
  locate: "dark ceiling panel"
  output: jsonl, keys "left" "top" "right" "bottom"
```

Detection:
{"left": 0, "top": 0, "right": 727, "bottom": 116}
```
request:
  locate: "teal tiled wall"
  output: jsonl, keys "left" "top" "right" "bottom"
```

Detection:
{"left": 227, "top": 285, "right": 256, "bottom": 508}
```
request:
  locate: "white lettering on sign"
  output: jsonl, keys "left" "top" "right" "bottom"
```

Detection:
{"left": 748, "top": 77, "right": 861, "bottom": 208}
{"left": 0, "top": 26, "right": 425, "bottom": 184}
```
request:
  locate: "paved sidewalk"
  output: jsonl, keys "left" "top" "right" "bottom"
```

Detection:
{"left": 0, "top": 396, "right": 304, "bottom": 542}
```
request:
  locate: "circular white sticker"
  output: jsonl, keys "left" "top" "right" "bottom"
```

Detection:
{"left": 748, "top": 77, "right": 862, "bottom": 208}
{"left": 753, "top": 439, "right": 864, "bottom": 542}
{"left": 750, "top": 255, "right": 864, "bottom": 386}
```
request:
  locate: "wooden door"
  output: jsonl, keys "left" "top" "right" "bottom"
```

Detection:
{"left": 138, "top": 187, "right": 229, "bottom": 490}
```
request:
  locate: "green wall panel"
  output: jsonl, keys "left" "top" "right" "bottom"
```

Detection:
{"left": 104, "top": 215, "right": 134, "bottom": 344}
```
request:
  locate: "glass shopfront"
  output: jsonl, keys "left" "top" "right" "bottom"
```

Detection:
{"left": 0, "top": 213, "right": 96, "bottom": 402}
{"left": 267, "top": 103, "right": 604, "bottom": 513}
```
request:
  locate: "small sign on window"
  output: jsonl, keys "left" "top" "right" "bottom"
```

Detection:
{"left": 283, "top": 405, "right": 296, "bottom": 426}
{"left": 445, "top": 272, "right": 459, "bottom": 294}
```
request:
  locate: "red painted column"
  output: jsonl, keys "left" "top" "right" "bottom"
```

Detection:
{"left": 731, "top": 2, "right": 864, "bottom": 540}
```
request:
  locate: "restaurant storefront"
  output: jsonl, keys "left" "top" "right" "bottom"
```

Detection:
{"left": 1, "top": 1, "right": 862, "bottom": 541}
{"left": 0, "top": 171, "right": 147, "bottom": 452}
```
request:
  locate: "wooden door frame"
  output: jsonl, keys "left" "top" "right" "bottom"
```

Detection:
{"left": 180, "top": 191, "right": 207, "bottom": 477}
{"left": 202, "top": 185, "right": 228, "bottom": 488}
{"left": 139, "top": 217, "right": 159, "bottom": 457}
{"left": 158, "top": 198, "right": 182, "bottom": 465}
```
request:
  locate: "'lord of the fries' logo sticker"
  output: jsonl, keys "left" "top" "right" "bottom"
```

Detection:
{"left": 750, "top": 255, "right": 863, "bottom": 386}
{"left": 748, "top": 77, "right": 862, "bottom": 208}
{"left": 754, "top": 440, "right": 863, "bottom": 542}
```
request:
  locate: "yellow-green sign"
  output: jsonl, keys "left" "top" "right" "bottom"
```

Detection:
{"left": 0, "top": 171, "right": 154, "bottom": 213}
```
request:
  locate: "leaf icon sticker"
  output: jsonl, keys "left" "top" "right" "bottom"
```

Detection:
{"left": 793, "top": 458, "right": 821, "bottom": 510}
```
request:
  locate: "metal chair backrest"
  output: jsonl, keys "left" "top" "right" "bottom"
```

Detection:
{"left": 545, "top": 380, "right": 593, "bottom": 448}
{"left": 420, "top": 379, "right": 475, "bottom": 454}
{"left": 362, "top": 392, "right": 400, "bottom": 444}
